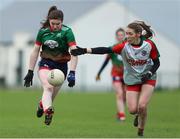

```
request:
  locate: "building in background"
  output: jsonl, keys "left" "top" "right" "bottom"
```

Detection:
{"left": 0, "top": 0, "right": 180, "bottom": 90}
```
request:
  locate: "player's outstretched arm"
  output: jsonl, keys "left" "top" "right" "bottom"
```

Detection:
{"left": 70, "top": 46, "right": 113, "bottom": 56}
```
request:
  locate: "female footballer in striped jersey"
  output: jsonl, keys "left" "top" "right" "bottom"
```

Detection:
{"left": 95, "top": 28, "right": 126, "bottom": 121}
{"left": 24, "top": 6, "right": 78, "bottom": 125}
{"left": 71, "top": 21, "right": 160, "bottom": 136}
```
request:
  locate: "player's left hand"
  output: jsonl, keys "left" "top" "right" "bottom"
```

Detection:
{"left": 95, "top": 75, "right": 101, "bottom": 81}
{"left": 24, "top": 70, "right": 34, "bottom": 87}
{"left": 70, "top": 46, "right": 87, "bottom": 56}
{"left": 67, "top": 71, "right": 75, "bottom": 87}
{"left": 141, "top": 71, "right": 152, "bottom": 83}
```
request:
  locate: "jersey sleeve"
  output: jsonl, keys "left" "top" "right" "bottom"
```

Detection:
{"left": 66, "top": 28, "right": 76, "bottom": 47}
{"left": 146, "top": 40, "right": 160, "bottom": 60}
{"left": 111, "top": 42, "right": 125, "bottom": 54}
{"left": 35, "top": 29, "right": 43, "bottom": 46}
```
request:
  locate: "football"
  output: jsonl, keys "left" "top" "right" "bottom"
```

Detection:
{"left": 47, "top": 69, "right": 65, "bottom": 86}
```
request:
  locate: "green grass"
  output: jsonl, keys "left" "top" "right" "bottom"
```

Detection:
{"left": 0, "top": 88, "right": 180, "bottom": 138}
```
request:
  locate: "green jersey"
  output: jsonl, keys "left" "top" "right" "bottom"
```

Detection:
{"left": 109, "top": 45, "right": 123, "bottom": 67}
{"left": 35, "top": 25, "right": 76, "bottom": 56}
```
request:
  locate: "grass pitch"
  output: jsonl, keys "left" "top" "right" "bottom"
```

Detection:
{"left": 0, "top": 88, "right": 180, "bottom": 138}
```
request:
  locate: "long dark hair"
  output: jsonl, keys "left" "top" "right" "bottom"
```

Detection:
{"left": 41, "top": 6, "right": 64, "bottom": 28}
{"left": 127, "top": 20, "right": 154, "bottom": 39}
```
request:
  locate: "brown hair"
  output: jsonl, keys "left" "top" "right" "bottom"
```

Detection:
{"left": 127, "top": 20, "right": 154, "bottom": 39}
{"left": 115, "top": 27, "right": 126, "bottom": 42}
{"left": 41, "top": 6, "right": 64, "bottom": 28}
{"left": 115, "top": 27, "right": 125, "bottom": 36}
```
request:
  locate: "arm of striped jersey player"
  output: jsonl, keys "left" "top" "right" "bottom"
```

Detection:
{"left": 141, "top": 58, "right": 160, "bottom": 82}
{"left": 149, "top": 58, "right": 160, "bottom": 75}
{"left": 70, "top": 46, "right": 113, "bottom": 56}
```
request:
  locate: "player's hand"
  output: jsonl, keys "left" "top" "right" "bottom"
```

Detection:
{"left": 95, "top": 75, "right": 101, "bottom": 81}
{"left": 67, "top": 71, "right": 75, "bottom": 87}
{"left": 24, "top": 70, "right": 34, "bottom": 87}
{"left": 70, "top": 46, "right": 87, "bottom": 56}
{"left": 141, "top": 71, "right": 152, "bottom": 83}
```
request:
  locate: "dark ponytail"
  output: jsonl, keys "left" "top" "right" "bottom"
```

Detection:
{"left": 134, "top": 20, "right": 154, "bottom": 39}
{"left": 41, "top": 6, "right": 64, "bottom": 28}
{"left": 128, "top": 20, "right": 154, "bottom": 39}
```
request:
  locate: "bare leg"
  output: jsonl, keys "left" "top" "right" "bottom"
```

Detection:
{"left": 138, "top": 84, "right": 154, "bottom": 135}
{"left": 52, "top": 85, "right": 62, "bottom": 101}
{"left": 113, "top": 82, "right": 126, "bottom": 120}
{"left": 126, "top": 90, "right": 139, "bottom": 127}
{"left": 126, "top": 91, "right": 139, "bottom": 115}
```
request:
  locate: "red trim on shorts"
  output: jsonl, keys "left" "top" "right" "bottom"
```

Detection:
{"left": 112, "top": 75, "right": 124, "bottom": 83}
{"left": 35, "top": 41, "right": 42, "bottom": 46}
{"left": 126, "top": 84, "right": 141, "bottom": 92}
{"left": 39, "top": 67, "right": 51, "bottom": 70}
{"left": 145, "top": 80, "right": 156, "bottom": 86}
{"left": 126, "top": 80, "right": 156, "bottom": 92}
{"left": 113, "top": 80, "right": 121, "bottom": 83}
{"left": 68, "top": 42, "right": 76, "bottom": 47}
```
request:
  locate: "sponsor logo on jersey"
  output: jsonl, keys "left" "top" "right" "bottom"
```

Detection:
{"left": 44, "top": 40, "right": 58, "bottom": 49}
{"left": 127, "top": 59, "right": 147, "bottom": 66}
{"left": 43, "top": 64, "right": 49, "bottom": 68}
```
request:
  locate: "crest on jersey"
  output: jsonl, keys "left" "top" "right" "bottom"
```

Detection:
{"left": 141, "top": 50, "right": 147, "bottom": 56}
{"left": 44, "top": 40, "right": 58, "bottom": 49}
{"left": 56, "top": 33, "right": 62, "bottom": 37}
{"left": 117, "top": 55, "right": 123, "bottom": 61}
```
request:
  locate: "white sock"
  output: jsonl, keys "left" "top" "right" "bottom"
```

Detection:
{"left": 42, "top": 89, "right": 53, "bottom": 111}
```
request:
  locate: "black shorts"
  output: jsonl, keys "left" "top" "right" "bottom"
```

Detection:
{"left": 38, "top": 58, "right": 68, "bottom": 78}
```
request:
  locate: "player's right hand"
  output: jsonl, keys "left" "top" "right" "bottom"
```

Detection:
{"left": 24, "top": 70, "right": 34, "bottom": 87}
{"left": 96, "top": 75, "right": 101, "bottom": 81}
{"left": 141, "top": 72, "right": 152, "bottom": 83}
{"left": 67, "top": 71, "right": 75, "bottom": 87}
{"left": 70, "top": 46, "right": 87, "bottom": 56}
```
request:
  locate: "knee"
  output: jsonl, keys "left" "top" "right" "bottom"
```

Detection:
{"left": 138, "top": 104, "right": 147, "bottom": 114}
{"left": 44, "top": 85, "right": 54, "bottom": 92}
{"left": 128, "top": 107, "right": 137, "bottom": 115}
{"left": 116, "top": 92, "right": 124, "bottom": 100}
{"left": 129, "top": 111, "right": 137, "bottom": 115}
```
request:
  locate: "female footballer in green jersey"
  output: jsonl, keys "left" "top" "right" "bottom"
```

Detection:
{"left": 71, "top": 21, "right": 160, "bottom": 136}
{"left": 24, "top": 6, "right": 78, "bottom": 125}
{"left": 95, "top": 28, "right": 126, "bottom": 121}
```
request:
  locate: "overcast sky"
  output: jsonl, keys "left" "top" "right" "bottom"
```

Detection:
{"left": 0, "top": 0, "right": 180, "bottom": 46}
{"left": 0, "top": 0, "right": 14, "bottom": 10}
